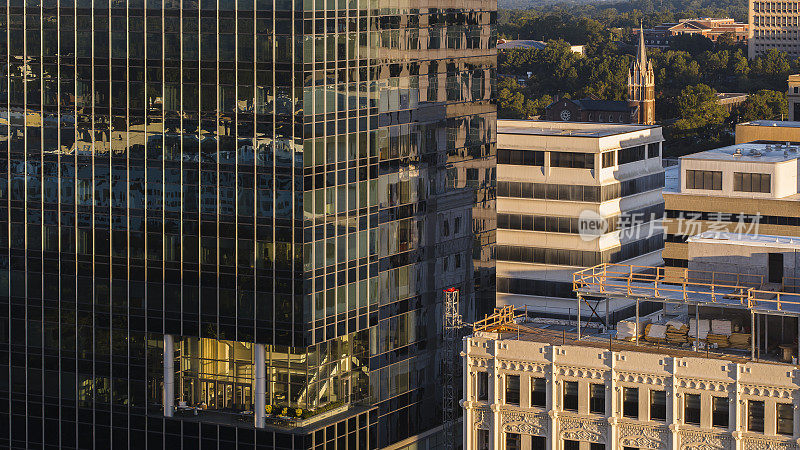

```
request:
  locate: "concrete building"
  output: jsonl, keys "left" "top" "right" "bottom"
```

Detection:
{"left": 663, "top": 140, "right": 800, "bottom": 268}
{"left": 464, "top": 236, "right": 800, "bottom": 450}
{"left": 497, "top": 39, "right": 586, "bottom": 55}
{"left": 748, "top": 0, "right": 800, "bottom": 58}
{"left": 497, "top": 120, "right": 664, "bottom": 317}
{"left": 736, "top": 120, "right": 800, "bottom": 143}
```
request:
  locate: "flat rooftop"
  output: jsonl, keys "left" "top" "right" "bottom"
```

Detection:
{"left": 689, "top": 231, "right": 800, "bottom": 249}
{"left": 739, "top": 120, "right": 800, "bottom": 128}
{"left": 498, "top": 119, "right": 658, "bottom": 138}
{"left": 681, "top": 141, "right": 800, "bottom": 163}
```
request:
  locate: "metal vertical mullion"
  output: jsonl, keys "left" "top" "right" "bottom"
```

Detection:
{"left": 124, "top": 2, "right": 133, "bottom": 445}
{"left": 37, "top": 2, "right": 46, "bottom": 443}
{"left": 21, "top": 5, "right": 29, "bottom": 444}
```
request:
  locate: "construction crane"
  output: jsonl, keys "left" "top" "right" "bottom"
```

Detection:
{"left": 442, "top": 287, "right": 463, "bottom": 450}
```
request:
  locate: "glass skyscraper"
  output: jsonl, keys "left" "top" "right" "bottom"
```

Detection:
{"left": 0, "top": 0, "right": 495, "bottom": 448}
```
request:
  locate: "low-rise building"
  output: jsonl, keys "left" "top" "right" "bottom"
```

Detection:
{"left": 662, "top": 140, "right": 800, "bottom": 269}
{"left": 497, "top": 120, "right": 664, "bottom": 317}
{"left": 644, "top": 18, "right": 749, "bottom": 48}
{"left": 789, "top": 75, "right": 800, "bottom": 121}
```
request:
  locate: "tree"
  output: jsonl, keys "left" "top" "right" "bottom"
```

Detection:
{"left": 735, "top": 90, "right": 788, "bottom": 122}
{"left": 715, "top": 31, "right": 737, "bottom": 49}
{"left": 669, "top": 34, "right": 715, "bottom": 55}
{"left": 674, "top": 84, "right": 728, "bottom": 132}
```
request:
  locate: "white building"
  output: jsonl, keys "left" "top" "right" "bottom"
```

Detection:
{"left": 496, "top": 120, "right": 665, "bottom": 318}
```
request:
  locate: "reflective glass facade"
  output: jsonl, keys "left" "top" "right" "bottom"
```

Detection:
{"left": 0, "top": 0, "right": 495, "bottom": 448}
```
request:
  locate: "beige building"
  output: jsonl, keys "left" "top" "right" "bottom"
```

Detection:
{"left": 735, "top": 120, "right": 800, "bottom": 143}
{"left": 790, "top": 75, "right": 800, "bottom": 121}
{"left": 464, "top": 236, "right": 800, "bottom": 450}
{"left": 497, "top": 120, "right": 664, "bottom": 317}
{"left": 748, "top": 0, "right": 800, "bottom": 58}
{"left": 663, "top": 140, "right": 800, "bottom": 269}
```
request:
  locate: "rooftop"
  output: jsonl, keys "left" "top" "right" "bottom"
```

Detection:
{"left": 681, "top": 141, "right": 800, "bottom": 163}
{"left": 689, "top": 231, "right": 800, "bottom": 249}
{"left": 497, "top": 119, "right": 657, "bottom": 138}
{"left": 738, "top": 120, "right": 800, "bottom": 129}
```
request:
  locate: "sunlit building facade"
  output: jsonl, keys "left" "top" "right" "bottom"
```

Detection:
{"left": 0, "top": 0, "right": 496, "bottom": 449}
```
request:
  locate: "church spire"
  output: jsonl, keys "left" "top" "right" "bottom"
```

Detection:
{"left": 628, "top": 21, "right": 656, "bottom": 125}
{"left": 637, "top": 22, "right": 647, "bottom": 70}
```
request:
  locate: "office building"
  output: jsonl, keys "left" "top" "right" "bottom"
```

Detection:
{"left": 464, "top": 236, "right": 800, "bottom": 450}
{"left": 496, "top": 120, "right": 664, "bottom": 317}
{"left": 735, "top": 119, "right": 800, "bottom": 143}
{"left": 748, "top": 0, "right": 800, "bottom": 58}
{"left": 0, "top": 1, "right": 496, "bottom": 449}
{"left": 789, "top": 75, "right": 800, "bottom": 120}
{"left": 663, "top": 141, "right": 800, "bottom": 269}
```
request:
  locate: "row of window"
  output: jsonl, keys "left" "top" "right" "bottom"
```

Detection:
{"left": 496, "top": 278, "right": 575, "bottom": 299}
{"left": 496, "top": 234, "right": 664, "bottom": 267}
{"left": 497, "top": 143, "right": 660, "bottom": 169}
{"left": 685, "top": 170, "right": 772, "bottom": 193}
{"left": 489, "top": 373, "right": 792, "bottom": 435}
{"left": 664, "top": 210, "right": 800, "bottom": 225}
{"left": 497, "top": 203, "right": 664, "bottom": 235}
{"left": 497, "top": 172, "right": 665, "bottom": 203}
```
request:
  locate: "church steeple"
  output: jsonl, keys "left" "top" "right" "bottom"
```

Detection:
{"left": 628, "top": 24, "right": 656, "bottom": 125}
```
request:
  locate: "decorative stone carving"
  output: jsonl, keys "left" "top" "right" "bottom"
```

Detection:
{"left": 740, "top": 384, "right": 793, "bottom": 399}
{"left": 676, "top": 377, "right": 729, "bottom": 392}
{"left": 680, "top": 429, "right": 731, "bottom": 450}
{"left": 616, "top": 371, "right": 667, "bottom": 386}
{"left": 560, "top": 416, "right": 606, "bottom": 443}
{"left": 742, "top": 437, "right": 798, "bottom": 450}
{"left": 495, "top": 359, "right": 546, "bottom": 373}
{"left": 618, "top": 422, "right": 669, "bottom": 449}
{"left": 500, "top": 410, "right": 548, "bottom": 437}
{"left": 474, "top": 407, "right": 491, "bottom": 430}
{"left": 555, "top": 365, "right": 605, "bottom": 380}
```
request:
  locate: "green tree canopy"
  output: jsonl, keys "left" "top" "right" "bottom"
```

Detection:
{"left": 674, "top": 84, "right": 728, "bottom": 132}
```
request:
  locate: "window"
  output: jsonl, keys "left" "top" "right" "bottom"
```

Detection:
{"left": 506, "top": 433, "right": 521, "bottom": 450}
{"left": 550, "top": 151, "right": 595, "bottom": 169}
{"left": 531, "top": 377, "right": 546, "bottom": 407}
{"left": 589, "top": 383, "right": 605, "bottom": 414}
{"left": 619, "top": 145, "right": 646, "bottom": 164}
{"left": 563, "top": 381, "right": 579, "bottom": 411}
{"left": 497, "top": 149, "right": 545, "bottom": 166}
{"left": 590, "top": 445, "right": 605, "bottom": 450}
{"left": 686, "top": 170, "right": 722, "bottom": 190}
{"left": 531, "top": 436, "right": 546, "bottom": 450}
{"left": 734, "top": 172, "right": 771, "bottom": 193}
{"left": 477, "top": 372, "right": 488, "bottom": 401}
{"left": 563, "top": 440, "right": 580, "bottom": 450}
{"left": 777, "top": 403, "right": 793, "bottom": 435}
{"left": 506, "top": 375, "right": 520, "bottom": 406}
{"left": 623, "top": 387, "right": 639, "bottom": 418}
{"left": 712, "top": 396, "right": 729, "bottom": 428}
{"left": 748, "top": 400, "right": 765, "bottom": 432}
{"left": 684, "top": 394, "right": 701, "bottom": 425}
{"left": 647, "top": 142, "right": 660, "bottom": 158}
{"left": 650, "top": 390, "right": 666, "bottom": 421}
{"left": 477, "top": 430, "right": 489, "bottom": 450}
{"left": 602, "top": 151, "right": 616, "bottom": 168}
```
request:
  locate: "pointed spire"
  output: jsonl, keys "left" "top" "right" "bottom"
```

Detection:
{"left": 638, "top": 21, "right": 647, "bottom": 68}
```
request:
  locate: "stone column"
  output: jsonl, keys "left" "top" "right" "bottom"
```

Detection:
{"left": 254, "top": 343, "right": 266, "bottom": 428}
{"left": 548, "top": 346, "right": 558, "bottom": 450}
{"left": 163, "top": 334, "right": 174, "bottom": 417}
{"left": 732, "top": 363, "right": 743, "bottom": 450}
{"left": 607, "top": 350, "right": 617, "bottom": 450}
{"left": 667, "top": 357, "right": 679, "bottom": 450}
{"left": 462, "top": 345, "right": 473, "bottom": 450}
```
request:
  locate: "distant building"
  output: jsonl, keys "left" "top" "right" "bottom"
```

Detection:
{"left": 749, "top": 0, "right": 800, "bottom": 58}
{"left": 644, "top": 18, "right": 749, "bottom": 48}
{"left": 789, "top": 75, "right": 800, "bottom": 120}
{"left": 545, "top": 27, "right": 655, "bottom": 125}
{"left": 497, "top": 39, "right": 586, "bottom": 56}
{"left": 662, "top": 140, "right": 800, "bottom": 269}
{"left": 716, "top": 92, "right": 749, "bottom": 112}
{"left": 496, "top": 120, "right": 664, "bottom": 318}
{"left": 735, "top": 120, "right": 800, "bottom": 143}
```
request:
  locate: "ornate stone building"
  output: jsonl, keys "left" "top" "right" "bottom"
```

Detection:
{"left": 463, "top": 330, "right": 800, "bottom": 450}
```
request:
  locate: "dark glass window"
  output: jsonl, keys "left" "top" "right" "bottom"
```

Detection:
{"left": 684, "top": 394, "right": 701, "bottom": 425}
{"left": 551, "top": 151, "right": 594, "bottom": 169}
{"left": 647, "top": 142, "right": 660, "bottom": 158}
{"left": 563, "top": 381, "right": 578, "bottom": 411}
{"left": 531, "top": 377, "right": 546, "bottom": 407}
{"left": 712, "top": 396, "right": 728, "bottom": 428}
{"left": 623, "top": 387, "right": 638, "bottom": 419}
{"left": 777, "top": 403, "right": 793, "bottom": 435}
{"left": 619, "top": 145, "right": 646, "bottom": 164}
{"left": 589, "top": 383, "right": 605, "bottom": 414}
{"left": 531, "top": 436, "right": 546, "bottom": 450}
{"left": 506, "top": 375, "right": 520, "bottom": 406}
{"left": 477, "top": 372, "right": 488, "bottom": 401}
{"left": 498, "top": 148, "right": 544, "bottom": 166}
{"left": 590, "top": 444, "right": 605, "bottom": 450}
{"left": 477, "top": 430, "right": 489, "bottom": 450}
{"left": 506, "top": 433, "right": 521, "bottom": 450}
{"left": 748, "top": 400, "right": 765, "bottom": 432}
{"left": 734, "top": 172, "right": 771, "bottom": 193}
{"left": 686, "top": 170, "right": 722, "bottom": 190}
{"left": 563, "top": 440, "right": 579, "bottom": 450}
{"left": 650, "top": 390, "right": 666, "bottom": 421}
{"left": 602, "top": 151, "right": 616, "bottom": 168}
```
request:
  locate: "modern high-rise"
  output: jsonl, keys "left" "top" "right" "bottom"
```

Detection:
{"left": 748, "top": 0, "right": 800, "bottom": 58}
{"left": 0, "top": 2, "right": 496, "bottom": 449}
